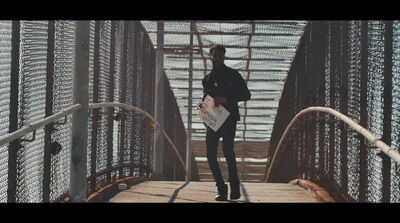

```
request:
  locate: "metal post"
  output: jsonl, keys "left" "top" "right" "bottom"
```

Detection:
{"left": 340, "top": 20, "right": 349, "bottom": 195}
{"left": 43, "top": 20, "right": 55, "bottom": 203}
{"left": 359, "top": 20, "right": 368, "bottom": 202}
{"left": 106, "top": 21, "right": 116, "bottom": 184}
{"left": 381, "top": 20, "right": 393, "bottom": 203}
{"left": 90, "top": 20, "right": 100, "bottom": 194}
{"left": 328, "top": 21, "right": 337, "bottom": 181}
{"left": 153, "top": 21, "right": 165, "bottom": 180}
{"left": 69, "top": 20, "right": 90, "bottom": 202}
{"left": 185, "top": 23, "right": 194, "bottom": 181}
{"left": 7, "top": 20, "right": 21, "bottom": 203}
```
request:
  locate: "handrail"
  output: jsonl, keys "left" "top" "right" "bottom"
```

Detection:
{"left": 265, "top": 106, "right": 400, "bottom": 182}
{"left": 88, "top": 102, "right": 189, "bottom": 181}
{"left": 0, "top": 101, "right": 188, "bottom": 181}
{"left": 0, "top": 103, "right": 82, "bottom": 146}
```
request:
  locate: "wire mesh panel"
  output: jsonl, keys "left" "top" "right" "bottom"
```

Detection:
{"left": 0, "top": 20, "right": 193, "bottom": 202}
{"left": 268, "top": 20, "right": 400, "bottom": 203}
{"left": 84, "top": 20, "right": 193, "bottom": 194}
{"left": 16, "top": 20, "right": 49, "bottom": 202}
{"left": 346, "top": 20, "right": 362, "bottom": 200}
{"left": 48, "top": 20, "right": 75, "bottom": 202}
{"left": 391, "top": 21, "right": 400, "bottom": 203}
{"left": 0, "top": 21, "right": 12, "bottom": 203}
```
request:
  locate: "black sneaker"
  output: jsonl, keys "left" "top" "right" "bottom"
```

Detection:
{"left": 215, "top": 184, "right": 228, "bottom": 201}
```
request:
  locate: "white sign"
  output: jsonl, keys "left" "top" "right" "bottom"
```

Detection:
{"left": 198, "top": 95, "right": 230, "bottom": 132}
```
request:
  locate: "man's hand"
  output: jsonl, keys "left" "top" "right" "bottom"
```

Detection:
{"left": 214, "top": 97, "right": 227, "bottom": 107}
{"left": 197, "top": 101, "right": 204, "bottom": 110}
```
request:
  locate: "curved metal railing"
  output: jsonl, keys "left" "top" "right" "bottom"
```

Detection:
{"left": 265, "top": 106, "right": 400, "bottom": 182}
{"left": 0, "top": 102, "right": 189, "bottom": 202}
{"left": 89, "top": 102, "right": 189, "bottom": 180}
{"left": 0, "top": 102, "right": 188, "bottom": 178}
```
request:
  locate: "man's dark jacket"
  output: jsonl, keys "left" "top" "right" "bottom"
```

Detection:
{"left": 202, "top": 64, "right": 251, "bottom": 121}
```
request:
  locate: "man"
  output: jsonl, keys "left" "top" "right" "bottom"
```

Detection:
{"left": 198, "top": 44, "right": 251, "bottom": 201}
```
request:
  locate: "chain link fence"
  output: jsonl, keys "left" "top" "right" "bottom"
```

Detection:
{"left": 0, "top": 20, "right": 197, "bottom": 203}
{"left": 268, "top": 20, "right": 400, "bottom": 202}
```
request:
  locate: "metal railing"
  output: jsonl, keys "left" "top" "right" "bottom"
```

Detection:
{"left": 0, "top": 104, "right": 81, "bottom": 146}
{"left": 0, "top": 101, "right": 189, "bottom": 200}
{"left": 89, "top": 102, "right": 189, "bottom": 181}
{"left": 266, "top": 106, "right": 400, "bottom": 181}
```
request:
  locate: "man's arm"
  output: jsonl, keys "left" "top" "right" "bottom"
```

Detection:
{"left": 198, "top": 74, "right": 209, "bottom": 109}
{"left": 227, "top": 71, "right": 251, "bottom": 102}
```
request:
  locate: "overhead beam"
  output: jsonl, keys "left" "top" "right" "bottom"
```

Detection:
{"left": 159, "top": 44, "right": 295, "bottom": 50}
{"left": 158, "top": 20, "right": 304, "bottom": 25}
{"left": 168, "top": 77, "right": 285, "bottom": 82}
{"left": 193, "top": 20, "right": 306, "bottom": 25}
{"left": 172, "top": 86, "right": 283, "bottom": 92}
{"left": 166, "top": 55, "right": 290, "bottom": 61}
{"left": 183, "top": 105, "right": 278, "bottom": 109}
{"left": 147, "top": 30, "right": 300, "bottom": 36}
{"left": 177, "top": 96, "right": 280, "bottom": 101}
{"left": 164, "top": 67, "right": 289, "bottom": 72}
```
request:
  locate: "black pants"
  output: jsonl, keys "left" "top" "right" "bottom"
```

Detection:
{"left": 206, "top": 117, "right": 239, "bottom": 187}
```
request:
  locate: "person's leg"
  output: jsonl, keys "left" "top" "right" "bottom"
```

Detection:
{"left": 206, "top": 128, "right": 224, "bottom": 187}
{"left": 221, "top": 121, "right": 241, "bottom": 199}
{"left": 206, "top": 128, "right": 228, "bottom": 201}
{"left": 222, "top": 138, "right": 239, "bottom": 185}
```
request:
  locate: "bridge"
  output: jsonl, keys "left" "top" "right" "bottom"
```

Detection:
{"left": 0, "top": 20, "right": 400, "bottom": 203}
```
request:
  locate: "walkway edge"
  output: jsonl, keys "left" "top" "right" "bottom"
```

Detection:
{"left": 290, "top": 179, "right": 335, "bottom": 203}
{"left": 87, "top": 176, "right": 149, "bottom": 203}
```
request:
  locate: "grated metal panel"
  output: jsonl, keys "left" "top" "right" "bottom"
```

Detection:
{"left": 49, "top": 20, "right": 75, "bottom": 202}
{"left": 269, "top": 20, "right": 400, "bottom": 203}
{"left": 0, "top": 20, "right": 192, "bottom": 202}
{"left": 0, "top": 21, "right": 12, "bottom": 203}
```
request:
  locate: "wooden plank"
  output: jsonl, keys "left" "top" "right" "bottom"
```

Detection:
{"left": 106, "top": 181, "right": 320, "bottom": 203}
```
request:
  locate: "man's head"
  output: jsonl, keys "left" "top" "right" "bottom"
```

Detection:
{"left": 209, "top": 44, "right": 226, "bottom": 68}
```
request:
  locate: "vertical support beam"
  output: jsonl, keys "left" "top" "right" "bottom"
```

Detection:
{"left": 340, "top": 20, "right": 349, "bottom": 195}
{"left": 301, "top": 27, "right": 310, "bottom": 180}
{"left": 328, "top": 21, "right": 337, "bottom": 181}
{"left": 131, "top": 21, "right": 139, "bottom": 177}
{"left": 186, "top": 22, "right": 194, "bottom": 182}
{"left": 90, "top": 20, "right": 100, "bottom": 194}
{"left": 358, "top": 20, "right": 369, "bottom": 202}
{"left": 69, "top": 20, "right": 90, "bottom": 203}
{"left": 106, "top": 21, "right": 116, "bottom": 185}
{"left": 119, "top": 22, "right": 128, "bottom": 178}
{"left": 43, "top": 20, "right": 55, "bottom": 203}
{"left": 381, "top": 20, "right": 393, "bottom": 203}
{"left": 308, "top": 22, "right": 317, "bottom": 182}
{"left": 8, "top": 20, "right": 21, "bottom": 203}
{"left": 317, "top": 21, "right": 327, "bottom": 179}
{"left": 153, "top": 21, "right": 165, "bottom": 180}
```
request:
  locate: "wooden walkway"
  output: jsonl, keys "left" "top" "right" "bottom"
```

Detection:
{"left": 105, "top": 181, "right": 324, "bottom": 203}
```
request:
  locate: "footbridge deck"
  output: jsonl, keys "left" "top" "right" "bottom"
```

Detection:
{"left": 100, "top": 180, "right": 331, "bottom": 203}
